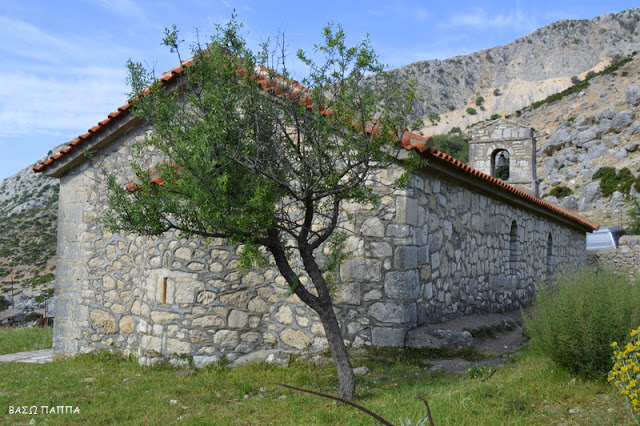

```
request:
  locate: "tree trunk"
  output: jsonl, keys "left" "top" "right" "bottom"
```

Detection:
{"left": 267, "top": 234, "right": 356, "bottom": 400}
{"left": 316, "top": 302, "right": 356, "bottom": 400}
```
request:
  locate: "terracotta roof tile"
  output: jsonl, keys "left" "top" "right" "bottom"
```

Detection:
{"left": 33, "top": 57, "right": 596, "bottom": 230}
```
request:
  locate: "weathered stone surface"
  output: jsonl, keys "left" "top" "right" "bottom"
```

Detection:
{"left": 578, "top": 182, "right": 602, "bottom": 211}
{"left": 266, "top": 351, "right": 291, "bottom": 366}
{"left": 167, "top": 338, "right": 191, "bottom": 354}
{"left": 371, "top": 327, "right": 405, "bottom": 346}
{"left": 274, "top": 306, "right": 293, "bottom": 325}
{"left": 368, "top": 302, "right": 404, "bottom": 323}
{"left": 431, "top": 329, "right": 473, "bottom": 348}
{"left": 361, "top": 217, "right": 385, "bottom": 237}
{"left": 192, "top": 315, "right": 225, "bottom": 328}
{"left": 213, "top": 330, "right": 239, "bottom": 347}
{"left": 90, "top": 309, "right": 116, "bottom": 334}
{"left": 280, "top": 329, "right": 311, "bottom": 349}
{"left": 228, "top": 310, "right": 249, "bottom": 328}
{"left": 612, "top": 110, "right": 635, "bottom": 133}
{"left": 219, "top": 291, "right": 249, "bottom": 307}
{"left": 247, "top": 297, "right": 268, "bottom": 313}
{"left": 353, "top": 366, "right": 369, "bottom": 375}
{"left": 174, "top": 247, "right": 192, "bottom": 261}
{"left": 242, "top": 272, "right": 265, "bottom": 287}
{"left": 196, "top": 291, "right": 216, "bottom": 305}
{"left": 625, "top": 86, "right": 640, "bottom": 106}
{"left": 151, "top": 311, "right": 179, "bottom": 323}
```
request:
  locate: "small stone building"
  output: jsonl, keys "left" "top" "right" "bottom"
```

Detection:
{"left": 34, "top": 67, "right": 597, "bottom": 365}
{"left": 468, "top": 118, "right": 540, "bottom": 197}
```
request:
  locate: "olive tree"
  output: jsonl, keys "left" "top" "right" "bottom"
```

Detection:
{"left": 105, "top": 18, "right": 414, "bottom": 400}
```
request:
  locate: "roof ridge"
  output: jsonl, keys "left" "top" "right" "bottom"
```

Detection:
{"left": 33, "top": 55, "right": 597, "bottom": 231}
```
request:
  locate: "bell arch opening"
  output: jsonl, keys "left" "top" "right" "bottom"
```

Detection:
{"left": 491, "top": 149, "right": 510, "bottom": 181}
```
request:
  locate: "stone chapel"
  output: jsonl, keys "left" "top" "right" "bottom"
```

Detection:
{"left": 34, "top": 64, "right": 597, "bottom": 365}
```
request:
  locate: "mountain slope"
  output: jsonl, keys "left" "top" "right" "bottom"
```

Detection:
{"left": 393, "top": 8, "right": 640, "bottom": 135}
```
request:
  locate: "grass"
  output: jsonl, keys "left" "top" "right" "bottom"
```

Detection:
{"left": 0, "top": 327, "right": 636, "bottom": 424}
{"left": 0, "top": 326, "right": 52, "bottom": 355}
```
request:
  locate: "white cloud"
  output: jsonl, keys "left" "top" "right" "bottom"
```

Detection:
{"left": 444, "top": 7, "right": 538, "bottom": 32}
{"left": 91, "top": 0, "right": 152, "bottom": 26}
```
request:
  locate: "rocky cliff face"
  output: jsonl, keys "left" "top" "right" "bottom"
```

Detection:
{"left": 512, "top": 54, "right": 640, "bottom": 227}
{"left": 0, "top": 161, "right": 59, "bottom": 311}
{"left": 392, "top": 8, "right": 640, "bottom": 135}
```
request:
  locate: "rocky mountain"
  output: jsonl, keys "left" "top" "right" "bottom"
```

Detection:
{"left": 0, "top": 164, "right": 59, "bottom": 311}
{"left": 2, "top": 8, "right": 640, "bottom": 312}
{"left": 397, "top": 8, "right": 640, "bottom": 135}
{"left": 512, "top": 54, "right": 640, "bottom": 227}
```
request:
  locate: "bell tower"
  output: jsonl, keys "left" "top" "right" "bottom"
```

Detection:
{"left": 468, "top": 118, "right": 539, "bottom": 197}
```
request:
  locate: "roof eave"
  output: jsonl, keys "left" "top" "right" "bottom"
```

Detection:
{"left": 39, "top": 113, "right": 142, "bottom": 178}
{"left": 398, "top": 149, "right": 598, "bottom": 233}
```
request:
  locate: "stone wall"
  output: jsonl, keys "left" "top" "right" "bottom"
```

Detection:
{"left": 587, "top": 235, "right": 640, "bottom": 279}
{"left": 469, "top": 119, "right": 539, "bottom": 197}
{"left": 52, "top": 124, "right": 588, "bottom": 365}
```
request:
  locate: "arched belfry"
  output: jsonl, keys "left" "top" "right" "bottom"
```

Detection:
{"left": 468, "top": 118, "right": 539, "bottom": 197}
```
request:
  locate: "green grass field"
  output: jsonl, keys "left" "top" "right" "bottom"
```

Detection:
{"left": 0, "top": 327, "right": 636, "bottom": 425}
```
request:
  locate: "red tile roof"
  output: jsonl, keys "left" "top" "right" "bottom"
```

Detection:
{"left": 33, "top": 58, "right": 597, "bottom": 231}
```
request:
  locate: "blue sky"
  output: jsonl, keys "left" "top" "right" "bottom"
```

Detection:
{"left": 1, "top": 1, "right": 638, "bottom": 181}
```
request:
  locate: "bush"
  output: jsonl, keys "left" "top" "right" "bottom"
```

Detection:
{"left": 571, "top": 75, "right": 581, "bottom": 85}
{"left": 493, "top": 88, "right": 501, "bottom": 96}
{"left": 544, "top": 186, "right": 573, "bottom": 199}
{"left": 431, "top": 134, "right": 469, "bottom": 163}
{"left": 627, "top": 198, "right": 640, "bottom": 235}
{"left": 524, "top": 267, "right": 640, "bottom": 379}
{"left": 593, "top": 167, "right": 639, "bottom": 197}
{"left": 475, "top": 96, "right": 484, "bottom": 106}
{"left": 466, "top": 107, "right": 477, "bottom": 115}
{"left": 490, "top": 114, "right": 502, "bottom": 120}
{"left": 609, "top": 326, "right": 640, "bottom": 415}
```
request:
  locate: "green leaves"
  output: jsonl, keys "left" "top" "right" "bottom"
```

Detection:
{"left": 107, "top": 15, "right": 413, "bottom": 262}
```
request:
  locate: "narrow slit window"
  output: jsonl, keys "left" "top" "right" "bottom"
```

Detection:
{"left": 509, "top": 220, "right": 520, "bottom": 270}
{"left": 162, "top": 277, "right": 168, "bottom": 304}
{"left": 546, "top": 233, "right": 553, "bottom": 276}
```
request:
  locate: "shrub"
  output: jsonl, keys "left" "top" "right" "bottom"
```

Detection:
{"left": 490, "top": 114, "right": 502, "bottom": 120}
{"left": 627, "top": 198, "right": 640, "bottom": 235}
{"left": 609, "top": 326, "right": 640, "bottom": 415}
{"left": 493, "top": 88, "right": 501, "bottom": 96}
{"left": 475, "top": 96, "right": 484, "bottom": 106}
{"left": 571, "top": 76, "right": 581, "bottom": 84}
{"left": 431, "top": 134, "right": 469, "bottom": 163}
{"left": 466, "top": 107, "right": 477, "bottom": 115}
{"left": 593, "top": 167, "right": 639, "bottom": 197}
{"left": 544, "top": 186, "right": 573, "bottom": 199}
{"left": 448, "top": 126, "right": 461, "bottom": 134}
{"left": 427, "top": 112, "right": 440, "bottom": 124}
{"left": 524, "top": 267, "right": 640, "bottom": 379}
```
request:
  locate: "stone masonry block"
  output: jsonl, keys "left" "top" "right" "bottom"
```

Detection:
{"left": 372, "top": 327, "right": 406, "bottom": 347}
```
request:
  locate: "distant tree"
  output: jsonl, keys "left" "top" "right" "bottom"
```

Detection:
{"left": 104, "top": 18, "right": 414, "bottom": 401}
{"left": 466, "top": 107, "right": 477, "bottom": 115}
{"left": 432, "top": 134, "right": 469, "bottom": 163}
{"left": 570, "top": 75, "right": 581, "bottom": 85}
{"left": 493, "top": 88, "right": 501, "bottom": 96}
{"left": 475, "top": 96, "right": 484, "bottom": 106}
